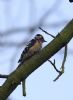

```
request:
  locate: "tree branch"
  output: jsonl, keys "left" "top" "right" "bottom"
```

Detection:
{"left": 48, "top": 45, "right": 67, "bottom": 81}
{"left": 0, "top": 74, "right": 8, "bottom": 78}
{"left": 0, "top": 19, "right": 73, "bottom": 100}
{"left": 53, "top": 45, "right": 67, "bottom": 81}
{"left": 39, "top": 27, "right": 55, "bottom": 38}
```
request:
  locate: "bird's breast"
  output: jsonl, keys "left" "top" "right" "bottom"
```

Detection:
{"left": 29, "top": 41, "right": 42, "bottom": 53}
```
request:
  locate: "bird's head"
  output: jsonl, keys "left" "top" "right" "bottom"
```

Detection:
{"left": 35, "top": 34, "right": 46, "bottom": 43}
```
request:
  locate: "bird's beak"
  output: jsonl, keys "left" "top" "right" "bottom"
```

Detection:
{"left": 43, "top": 39, "right": 47, "bottom": 42}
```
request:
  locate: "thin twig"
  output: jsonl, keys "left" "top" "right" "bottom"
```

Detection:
{"left": 60, "top": 45, "right": 67, "bottom": 72}
{"left": 53, "top": 72, "right": 62, "bottom": 81}
{"left": 54, "top": 45, "right": 67, "bottom": 81}
{"left": 48, "top": 45, "right": 67, "bottom": 81}
{"left": 0, "top": 74, "right": 9, "bottom": 78}
{"left": 39, "top": 27, "right": 55, "bottom": 38}
{"left": 48, "top": 59, "right": 61, "bottom": 73}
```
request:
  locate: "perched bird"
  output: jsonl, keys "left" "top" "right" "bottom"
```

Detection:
{"left": 18, "top": 34, "right": 46, "bottom": 96}
{"left": 18, "top": 34, "right": 46, "bottom": 63}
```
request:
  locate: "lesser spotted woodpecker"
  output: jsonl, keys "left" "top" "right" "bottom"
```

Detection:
{"left": 18, "top": 34, "right": 46, "bottom": 63}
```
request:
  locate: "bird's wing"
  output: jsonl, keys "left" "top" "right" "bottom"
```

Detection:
{"left": 18, "top": 39, "right": 36, "bottom": 63}
{"left": 26, "top": 39, "right": 36, "bottom": 50}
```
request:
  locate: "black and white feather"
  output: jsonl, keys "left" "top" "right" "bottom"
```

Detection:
{"left": 18, "top": 39, "right": 36, "bottom": 63}
{"left": 18, "top": 34, "right": 46, "bottom": 63}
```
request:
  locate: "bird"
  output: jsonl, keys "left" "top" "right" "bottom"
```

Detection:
{"left": 18, "top": 34, "right": 46, "bottom": 63}
{"left": 18, "top": 34, "right": 46, "bottom": 96}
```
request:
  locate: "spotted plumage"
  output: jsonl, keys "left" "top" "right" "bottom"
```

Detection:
{"left": 18, "top": 34, "right": 46, "bottom": 63}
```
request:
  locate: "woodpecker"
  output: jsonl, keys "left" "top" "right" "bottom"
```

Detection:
{"left": 18, "top": 34, "right": 46, "bottom": 63}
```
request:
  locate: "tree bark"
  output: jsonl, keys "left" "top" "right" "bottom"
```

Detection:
{"left": 0, "top": 19, "right": 73, "bottom": 100}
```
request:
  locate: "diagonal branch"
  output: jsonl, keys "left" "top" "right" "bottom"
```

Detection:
{"left": 48, "top": 59, "right": 61, "bottom": 73}
{"left": 39, "top": 27, "right": 55, "bottom": 38}
{"left": 0, "top": 19, "right": 73, "bottom": 100}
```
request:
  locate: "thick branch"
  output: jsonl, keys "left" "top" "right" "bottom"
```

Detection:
{"left": 0, "top": 19, "right": 73, "bottom": 100}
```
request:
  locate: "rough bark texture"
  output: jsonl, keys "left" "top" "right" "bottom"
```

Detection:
{"left": 0, "top": 19, "right": 73, "bottom": 100}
